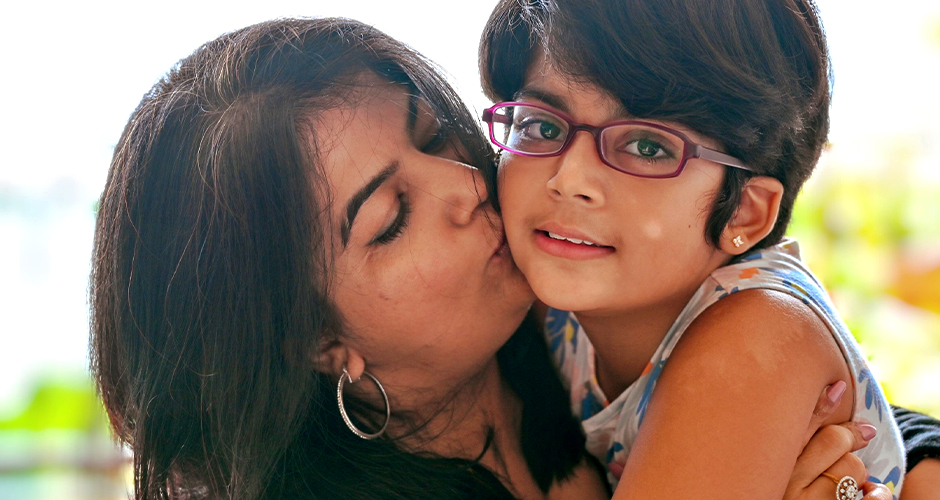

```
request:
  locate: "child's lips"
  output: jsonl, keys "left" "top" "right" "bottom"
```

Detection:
{"left": 535, "top": 223, "right": 612, "bottom": 249}
{"left": 532, "top": 229, "right": 615, "bottom": 260}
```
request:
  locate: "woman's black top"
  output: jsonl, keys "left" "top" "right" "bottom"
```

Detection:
{"left": 893, "top": 405, "right": 940, "bottom": 472}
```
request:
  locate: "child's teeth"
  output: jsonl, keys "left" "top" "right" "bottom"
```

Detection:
{"left": 547, "top": 232, "right": 598, "bottom": 246}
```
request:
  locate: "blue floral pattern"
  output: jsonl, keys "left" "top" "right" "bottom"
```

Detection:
{"left": 546, "top": 239, "right": 906, "bottom": 496}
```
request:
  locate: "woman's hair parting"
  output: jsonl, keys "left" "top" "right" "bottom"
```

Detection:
{"left": 90, "top": 17, "right": 585, "bottom": 500}
{"left": 480, "top": 0, "right": 831, "bottom": 249}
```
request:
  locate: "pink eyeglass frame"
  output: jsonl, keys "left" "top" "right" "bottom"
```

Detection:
{"left": 482, "top": 101, "right": 752, "bottom": 179}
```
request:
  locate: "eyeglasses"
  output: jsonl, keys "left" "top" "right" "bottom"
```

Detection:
{"left": 481, "top": 101, "right": 751, "bottom": 179}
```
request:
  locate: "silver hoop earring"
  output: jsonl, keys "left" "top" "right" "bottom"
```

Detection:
{"left": 336, "top": 367, "right": 390, "bottom": 440}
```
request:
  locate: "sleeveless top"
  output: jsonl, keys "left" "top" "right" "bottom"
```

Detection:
{"left": 545, "top": 239, "right": 905, "bottom": 497}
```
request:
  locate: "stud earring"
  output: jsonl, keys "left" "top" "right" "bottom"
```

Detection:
{"left": 732, "top": 235, "right": 744, "bottom": 248}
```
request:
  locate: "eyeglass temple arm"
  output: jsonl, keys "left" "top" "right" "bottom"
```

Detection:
{"left": 692, "top": 145, "right": 753, "bottom": 172}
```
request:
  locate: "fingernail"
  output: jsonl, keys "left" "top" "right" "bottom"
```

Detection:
{"left": 826, "top": 380, "right": 847, "bottom": 404}
{"left": 858, "top": 423, "right": 877, "bottom": 441}
{"left": 608, "top": 461, "right": 625, "bottom": 480}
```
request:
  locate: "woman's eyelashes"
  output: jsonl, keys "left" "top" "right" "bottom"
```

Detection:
{"left": 370, "top": 192, "right": 411, "bottom": 245}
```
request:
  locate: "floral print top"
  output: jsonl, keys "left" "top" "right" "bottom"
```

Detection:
{"left": 545, "top": 239, "right": 905, "bottom": 497}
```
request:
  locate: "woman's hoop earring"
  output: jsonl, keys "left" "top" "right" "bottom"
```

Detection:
{"left": 336, "top": 366, "right": 390, "bottom": 440}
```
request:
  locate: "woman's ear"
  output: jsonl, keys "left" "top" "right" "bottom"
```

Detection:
{"left": 720, "top": 176, "right": 784, "bottom": 254}
{"left": 314, "top": 340, "right": 366, "bottom": 382}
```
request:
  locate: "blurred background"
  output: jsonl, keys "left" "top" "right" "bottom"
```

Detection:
{"left": 0, "top": 0, "right": 937, "bottom": 498}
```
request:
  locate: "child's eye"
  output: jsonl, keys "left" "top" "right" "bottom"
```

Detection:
{"left": 609, "top": 128, "right": 679, "bottom": 162}
{"left": 370, "top": 193, "right": 411, "bottom": 245}
{"left": 625, "top": 138, "right": 672, "bottom": 159}
{"left": 516, "top": 116, "right": 566, "bottom": 142}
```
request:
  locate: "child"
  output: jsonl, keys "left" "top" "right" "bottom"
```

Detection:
{"left": 479, "top": 0, "right": 906, "bottom": 498}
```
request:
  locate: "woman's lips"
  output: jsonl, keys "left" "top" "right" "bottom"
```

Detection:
{"left": 491, "top": 230, "right": 512, "bottom": 258}
{"left": 533, "top": 229, "right": 614, "bottom": 260}
{"left": 493, "top": 238, "right": 510, "bottom": 258}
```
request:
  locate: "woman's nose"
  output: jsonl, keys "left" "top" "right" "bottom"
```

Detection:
{"left": 440, "top": 160, "right": 488, "bottom": 227}
{"left": 546, "top": 132, "right": 606, "bottom": 206}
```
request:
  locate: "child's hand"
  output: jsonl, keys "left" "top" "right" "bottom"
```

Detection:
{"left": 784, "top": 421, "right": 891, "bottom": 500}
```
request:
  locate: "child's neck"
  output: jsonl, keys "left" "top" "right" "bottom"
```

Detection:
{"left": 576, "top": 295, "right": 693, "bottom": 401}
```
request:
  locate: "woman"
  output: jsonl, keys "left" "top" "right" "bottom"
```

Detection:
{"left": 89, "top": 16, "right": 926, "bottom": 500}
{"left": 91, "top": 17, "right": 602, "bottom": 499}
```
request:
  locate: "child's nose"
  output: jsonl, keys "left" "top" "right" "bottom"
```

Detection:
{"left": 546, "top": 132, "right": 606, "bottom": 206}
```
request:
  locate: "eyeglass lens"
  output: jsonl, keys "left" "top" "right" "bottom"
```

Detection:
{"left": 488, "top": 104, "right": 688, "bottom": 176}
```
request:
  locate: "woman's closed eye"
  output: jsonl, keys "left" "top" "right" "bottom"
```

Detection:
{"left": 370, "top": 192, "right": 411, "bottom": 245}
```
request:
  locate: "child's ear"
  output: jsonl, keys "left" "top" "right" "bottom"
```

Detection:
{"left": 720, "top": 176, "right": 784, "bottom": 254}
{"left": 314, "top": 339, "right": 366, "bottom": 382}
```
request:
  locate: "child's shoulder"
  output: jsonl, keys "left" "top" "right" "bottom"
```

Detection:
{"left": 692, "top": 240, "right": 834, "bottom": 353}
{"left": 672, "top": 240, "right": 847, "bottom": 391}
{"left": 686, "top": 285, "right": 831, "bottom": 352}
{"left": 659, "top": 280, "right": 855, "bottom": 435}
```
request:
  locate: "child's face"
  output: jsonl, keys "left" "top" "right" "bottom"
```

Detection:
{"left": 497, "top": 53, "right": 733, "bottom": 316}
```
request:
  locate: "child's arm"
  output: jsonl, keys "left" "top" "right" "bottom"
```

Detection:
{"left": 900, "top": 459, "right": 940, "bottom": 500}
{"left": 612, "top": 288, "right": 855, "bottom": 500}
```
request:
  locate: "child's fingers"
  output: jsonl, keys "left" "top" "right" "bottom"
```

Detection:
{"left": 788, "top": 423, "right": 874, "bottom": 493}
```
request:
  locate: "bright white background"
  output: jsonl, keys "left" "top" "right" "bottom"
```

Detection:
{"left": 1, "top": 0, "right": 939, "bottom": 417}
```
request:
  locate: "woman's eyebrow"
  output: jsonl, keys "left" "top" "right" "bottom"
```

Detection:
{"left": 341, "top": 161, "right": 399, "bottom": 248}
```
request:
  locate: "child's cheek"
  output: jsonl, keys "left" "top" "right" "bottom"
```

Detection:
{"left": 639, "top": 219, "right": 666, "bottom": 242}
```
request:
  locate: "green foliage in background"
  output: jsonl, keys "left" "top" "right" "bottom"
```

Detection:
{"left": 0, "top": 376, "right": 108, "bottom": 432}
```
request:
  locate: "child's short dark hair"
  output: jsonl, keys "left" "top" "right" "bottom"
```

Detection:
{"left": 480, "top": 0, "right": 831, "bottom": 249}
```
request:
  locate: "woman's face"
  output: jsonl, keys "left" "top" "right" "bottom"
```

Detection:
{"left": 318, "top": 80, "right": 534, "bottom": 397}
{"left": 496, "top": 53, "right": 730, "bottom": 317}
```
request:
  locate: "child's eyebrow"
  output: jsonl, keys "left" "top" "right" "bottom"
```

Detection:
{"left": 513, "top": 87, "right": 632, "bottom": 120}
{"left": 513, "top": 88, "right": 570, "bottom": 113}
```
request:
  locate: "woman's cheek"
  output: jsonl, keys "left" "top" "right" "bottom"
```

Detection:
{"left": 421, "top": 258, "right": 470, "bottom": 295}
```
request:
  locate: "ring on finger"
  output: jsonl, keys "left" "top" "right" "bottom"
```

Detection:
{"left": 821, "top": 472, "right": 859, "bottom": 500}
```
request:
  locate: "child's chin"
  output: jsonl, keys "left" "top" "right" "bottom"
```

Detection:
{"left": 532, "top": 286, "right": 603, "bottom": 313}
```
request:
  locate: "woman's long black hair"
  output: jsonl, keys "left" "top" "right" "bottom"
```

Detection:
{"left": 90, "top": 17, "right": 585, "bottom": 500}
